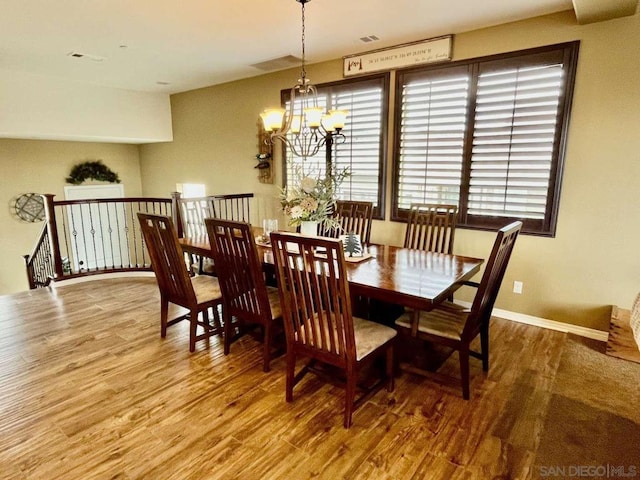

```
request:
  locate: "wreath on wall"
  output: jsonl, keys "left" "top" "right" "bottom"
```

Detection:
{"left": 66, "top": 160, "right": 121, "bottom": 185}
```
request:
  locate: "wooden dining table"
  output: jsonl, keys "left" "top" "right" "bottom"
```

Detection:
{"left": 179, "top": 235, "right": 484, "bottom": 312}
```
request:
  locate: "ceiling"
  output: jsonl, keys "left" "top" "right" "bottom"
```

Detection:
{"left": 0, "top": 0, "right": 581, "bottom": 95}
{"left": 0, "top": 0, "right": 615, "bottom": 96}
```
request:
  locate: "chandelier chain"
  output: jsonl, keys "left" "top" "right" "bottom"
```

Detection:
{"left": 300, "top": 1, "right": 306, "bottom": 84}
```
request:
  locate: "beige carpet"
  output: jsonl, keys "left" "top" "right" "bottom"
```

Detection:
{"left": 535, "top": 336, "right": 640, "bottom": 470}
{"left": 607, "top": 306, "right": 640, "bottom": 364}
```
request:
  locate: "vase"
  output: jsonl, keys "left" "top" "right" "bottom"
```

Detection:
{"left": 299, "top": 220, "right": 319, "bottom": 237}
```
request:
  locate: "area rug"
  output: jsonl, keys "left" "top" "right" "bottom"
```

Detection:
{"left": 607, "top": 305, "right": 640, "bottom": 364}
{"left": 534, "top": 337, "right": 640, "bottom": 474}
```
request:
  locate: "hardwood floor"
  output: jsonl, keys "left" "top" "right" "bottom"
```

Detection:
{"left": 0, "top": 278, "right": 638, "bottom": 479}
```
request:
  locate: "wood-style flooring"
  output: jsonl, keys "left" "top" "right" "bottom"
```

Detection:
{"left": 0, "top": 277, "right": 638, "bottom": 480}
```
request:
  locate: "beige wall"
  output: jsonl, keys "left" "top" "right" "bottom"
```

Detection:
{"left": 142, "top": 10, "right": 640, "bottom": 331}
{"left": 0, "top": 139, "right": 142, "bottom": 294}
{"left": 138, "top": 70, "right": 303, "bottom": 223}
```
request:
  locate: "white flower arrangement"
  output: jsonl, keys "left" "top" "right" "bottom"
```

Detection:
{"left": 280, "top": 165, "right": 349, "bottom": 229}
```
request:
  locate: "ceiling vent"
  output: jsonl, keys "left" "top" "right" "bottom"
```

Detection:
{"left": 359, "top": 35, "right": 380, "bottom": 43}
{"left": 67, "top": 51, "right": 106, "bottom": 62}
{"left": 250, "top": 55, "right": 302, "bottom": 71}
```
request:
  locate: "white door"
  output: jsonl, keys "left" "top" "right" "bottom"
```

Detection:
{"left": 64, "top": 184, "right": 125, "bottom": 271}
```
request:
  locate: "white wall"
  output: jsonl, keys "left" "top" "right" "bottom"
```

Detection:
{"left": 0, "top": 69, "right": 173, "bottom": 144}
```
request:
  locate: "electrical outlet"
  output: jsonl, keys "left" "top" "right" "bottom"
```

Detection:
{"left": 513, "top": 281, "right": 523, "bottom": 294}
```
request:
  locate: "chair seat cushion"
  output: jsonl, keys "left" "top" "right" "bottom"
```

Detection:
{"left": 395, "top": 302, "right": 468, "bottom": 341}
{"left": 353, "top": 317, "right": 397, "bottom": 361}
{"left": 295, "top": 315, "right": 396, "bottom": 361}
{"left": 191, "top": 274, "right": 222, "bottom": 304}
{"left": 266, "top": 286, "right": 282, "bottom": 320}
{"left": 631, "top": 291, "right": 640, "bottom": 349}
{"left": 199, "top": 258, "right": 217, "bottom": 275}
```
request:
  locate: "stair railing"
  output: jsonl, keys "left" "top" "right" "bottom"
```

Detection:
{"left": 24, "top": 192, "right": 255, "bottom": 288}
{"left": 23, "top": 223, "right": 55, "bottom": 289}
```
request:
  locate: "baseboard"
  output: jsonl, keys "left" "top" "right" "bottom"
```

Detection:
{"left": 47, "top": 273, "right": 609, "bottom": 342}
{"left": 51, "top": 271, "right": 156, "bottom": 287}
{"left": 454, "top": 301, "right": 609, "bottom": 342}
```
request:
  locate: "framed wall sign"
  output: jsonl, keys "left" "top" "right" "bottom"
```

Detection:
{"left": 343, "top": 35, "right": 453, "bottom": 77}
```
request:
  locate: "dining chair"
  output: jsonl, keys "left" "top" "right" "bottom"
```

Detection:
{"left": 395, "top": 221, "right": 522, "bottom": 399}
{"left": 137, "top": 213, "right": 223, "bottom": 352}
{"left": 177, "top": 193, "right": 254, "bottom": 276}
{"left": 205, "top": 218, "right": 282, "bottom": 372}
{"left": 270, "top": 232, "right": 397, "bottom": 428}
{"left": 403, "top": 203, "right": 458, "bottom": 254}
{"left": 176, "top": 197, "right": 216, "bottom": 275}
{"left": 326, "top": 200, "right": 374, "bottom": 245}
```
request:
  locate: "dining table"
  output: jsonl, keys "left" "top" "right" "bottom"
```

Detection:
{"left": 179, "top": 234, "right": 484, "bottom": 313}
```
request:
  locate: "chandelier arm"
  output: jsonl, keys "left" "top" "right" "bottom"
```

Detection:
{"left": 271, "top": 129, "right": 327, "bottom": 159}
{"left": 332, "top": 132, "right": 347, "bottom": 145}
{"left": 296, "top": 130, "right": 319, "bottom": 159}
{"left": 306, "top": 84, "right": 318, "bottom": 107}
{"left": 278, "top": 85, "right": 299, "bottom": 136}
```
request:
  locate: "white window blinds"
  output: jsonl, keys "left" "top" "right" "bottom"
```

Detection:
{"left": 396, "top": 69, "right": 469, "bottom": 209}
{"left": 283, "top": 75, "right": 387, "bottom": 214}
{"left": 332, "top": 85, "right": 384, "bottom": 206}
{"left": 393, "top": 42, "right": 578, "bottom": 235}
{"left": 469, "top": 63, "right": 564, "bottom": 219}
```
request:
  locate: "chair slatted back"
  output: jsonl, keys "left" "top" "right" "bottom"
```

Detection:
{"left": 464, "top": 221, "right": 522, "bottom": 339}
{"left": 137, "top": 213, "right": 196, "bottom": 305}
{"left": 404, "top": 203, "right": 458, "bottom": 254}
{"left": 205, "top": 219, "right": 270, "bottom": 324}
{"left": 180, "top": 198, "right": 215, "bottom": 237}
{"left": 271, "top": 232, "right": 356, "bottom": 364}
{"left": 178, "top": 193, "right": 253, "bottom": 237}
{"left": 330, "top": 200, "right": 374, "bottom": 245}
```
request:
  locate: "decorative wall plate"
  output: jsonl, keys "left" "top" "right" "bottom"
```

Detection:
{"left": 14, "top": 193, "right": 45, "bottom": 222}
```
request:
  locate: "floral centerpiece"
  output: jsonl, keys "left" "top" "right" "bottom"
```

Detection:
{"left": 280, "top": 166, "right": 349, "bottom": 231}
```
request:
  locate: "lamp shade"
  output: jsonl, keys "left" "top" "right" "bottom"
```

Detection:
{"left": 329, "top": 110, "right": 348, "bottom": 131}
{"left": 303, "top": 107, "right": 324, "bottom": 128}
{"left": 261, "top": 109, "right": 285, "bottom": 132}
{"left": 291, "top": 115, "right": 302, "bottom": 134}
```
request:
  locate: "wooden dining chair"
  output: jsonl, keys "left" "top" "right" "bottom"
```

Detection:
{"left": 395, "top": 221, "right": 522, "bottom": 399}
{"left": 327, "top": 200, "right": 374, "bottom": 245}
{"left": 175, "top": 197, "right": 216, "bottom": 275}
{"left": 205, "top": 218, "right": 282, "bottom": 372}
{"left": 404, "top": 203, "right": 458, "bottom": 253}
{"left": 176, "top": 193, "right": 254, "bottom": 276}
{"left": 270, "top": 232, "right": 397, "bottom": 428}
{"left": 137, "top": 213, "right": 223, "bottom": 352}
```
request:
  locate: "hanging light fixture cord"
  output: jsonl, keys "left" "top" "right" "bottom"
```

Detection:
{"left": 299, "top": 0, "right": 307, "bottom": 88}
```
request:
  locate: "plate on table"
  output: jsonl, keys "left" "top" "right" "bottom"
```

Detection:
{"left": 255, "top": 235, "right": 271, "bottom": 247}
{"left": 344, "top": 252, "right": 374, "bottom": 263}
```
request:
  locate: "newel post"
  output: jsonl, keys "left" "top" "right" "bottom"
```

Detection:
{"left": 43, "top": 194, "right": 64, "bottom": 279}
{"left": 171, "top": 191, "right": 183, "bottom": 238}
{"left": 23, "top": 254, "right": 36, "bottom": 290}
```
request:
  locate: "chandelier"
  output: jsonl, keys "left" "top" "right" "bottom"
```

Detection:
{"left": 260, "top": 0, "right": 347, "bottom": 160}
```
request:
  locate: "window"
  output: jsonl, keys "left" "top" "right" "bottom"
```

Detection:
{"left": 392, "top": 42, "right": 579, "bottom": 235}
{"left": 283, "top": 73, "right": 389, "bottom": 218}
{"left": 177, "top": 183, "right": 205, "bottom": 198}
